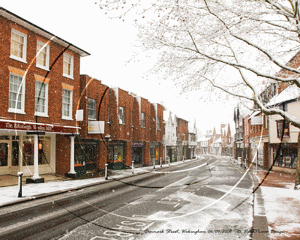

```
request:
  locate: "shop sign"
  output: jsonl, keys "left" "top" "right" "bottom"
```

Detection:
{"left": 0, "top": 120, "right": 78, "bottom": 134}
{"left": 88, "top": 121, "right": 104, "bottom": 134}
{"left": 133, "top": 142, "right": 143, "bottom": 147}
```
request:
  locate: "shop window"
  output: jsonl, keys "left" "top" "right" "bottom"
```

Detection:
{"left": 274, "top": 148, "right": 297, "bottom": 168}
{"left": 0, "top": 143, "right": 8, "bottom": 166}
{"left": 11, "top": 140, "right": 19, "bottom": 166}
{"left": 75, "top": 143, "right": 97, "bottom": 167}
{"left": 108, "top": 145, "right": 124, "bottom": 163}
{"left": 22, "top": 136, "right": 51, "bottom": 166}
{"left": 277, "top": 120, "right": 290, "bottom": 138}
{"left": 23, "top": 137, "right": 34, "bottom": 166}
{"left": 38, "top": 138, "right": 51, "bottom": 165}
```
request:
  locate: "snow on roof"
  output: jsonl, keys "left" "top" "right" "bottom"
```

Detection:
{"left": 249, "top": 111, "right": 261, "bottom": 119}
{"left": 267, "top": 84, "right": 300, "bottom": 107}
{"left": 197, "top": 137, "right": 211, "bottom": 142}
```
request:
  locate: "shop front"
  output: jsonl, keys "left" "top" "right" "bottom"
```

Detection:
{"left": 74, "top": 139, "right": 98, "bottom": 175}
{"left": 150, "top": 142, "right": 159, "bottom": 165}
{"left": 0, "top": 131, "right": 55, "bottom": 177}
{"left": 271, "top": 143, "right": 297, "bottom": 169}
{"left": 166, "top": 146, "right": 176, "bottom": 162}
{"left": 108, "top": 141, "right": 125, "bottom": 170}
{"left": 0, "top": 119, "right": 79, "bottom": 181}
{"left": 132, "top": 141, "right": 143, "bottom": 167}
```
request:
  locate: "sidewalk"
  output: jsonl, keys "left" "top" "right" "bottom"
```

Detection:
{"left": 0, "top": 160, "right": 186, "bottom": 207}
{"left": 253, "top": 169, "right": 300, "bottom": 240}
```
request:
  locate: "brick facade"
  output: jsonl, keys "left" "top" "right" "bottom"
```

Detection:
{"left": 0, "top": 7, "right": 89, "bottom": 177}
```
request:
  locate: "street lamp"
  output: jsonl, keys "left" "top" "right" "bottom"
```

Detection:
{"left": 104, "top": 134, "right": 111, "bottom": 180}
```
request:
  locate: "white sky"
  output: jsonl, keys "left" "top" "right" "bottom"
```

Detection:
{"left": 0, "top": 0, "right": 235, "bottom": 134}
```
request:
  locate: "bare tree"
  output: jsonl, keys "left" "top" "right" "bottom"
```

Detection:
{"left": 98, "top": 0, "right": 300, "bottom": 188}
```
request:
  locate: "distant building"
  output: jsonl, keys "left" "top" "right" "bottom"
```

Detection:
{"left": 163, "top": 110, "right": 177, "bottom": 162}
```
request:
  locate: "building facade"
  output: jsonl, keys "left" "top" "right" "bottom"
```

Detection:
{"left": 176, "top": 117, "right": 189, "bottom": 161}
{"left": 0, "top": 7, "right": 90, "bottom": 181}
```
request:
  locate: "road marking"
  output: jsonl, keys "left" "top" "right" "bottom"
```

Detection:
{"left": 173, "top": 202, "right": 180, "bottom": 208}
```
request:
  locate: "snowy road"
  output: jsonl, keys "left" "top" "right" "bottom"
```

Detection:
{"left": 58, "top": 156, "right": 253, "bottom": 240}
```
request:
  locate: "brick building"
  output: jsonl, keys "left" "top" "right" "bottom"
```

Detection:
{"left": 0, "top": 7, "right": 90, "bottom": 181}
{"left": 75, "top": 79, "right": 165, "bottom": 173}
{"left": 176, "top": 117, "right": 189, "bottom": 161}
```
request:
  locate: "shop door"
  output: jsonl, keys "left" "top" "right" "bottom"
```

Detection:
{"left": 0, "top": 141, "right": 10, "bottom": 173}
{"left": 132, "top": 147, "right": 143, "bottom": 166}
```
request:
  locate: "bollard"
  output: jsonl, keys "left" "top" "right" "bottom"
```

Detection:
{"left": 168, "top": 157, "right": 170, "bottom": 167}
{"left": 132, "top": 160, "right": 134, "bottom": 174}
{"left": 17, "top": 172, "right": 23, "bottom": 198}
{"left": 160, "top": 158, "right": 162, "bottom": 168}
{"left": 153, "top": 158, "right": 155, "bottom": 169}
{"left": 105, "top": 163, "right": 108, "bottom": 180}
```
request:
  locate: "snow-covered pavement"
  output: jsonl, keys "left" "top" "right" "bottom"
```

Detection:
{"left": 0, "top": 161, "right": 185, "bottom": 207}
{"left": 254, "top": 170, "right": 300, "bottom": 239}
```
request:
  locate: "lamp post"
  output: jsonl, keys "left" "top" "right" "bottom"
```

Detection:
{"left": 104, "top": 134, "right": 111, "bottom": 180}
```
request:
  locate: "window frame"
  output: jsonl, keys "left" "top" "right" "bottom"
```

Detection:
{"left": 141, "top": 112, "right": 146, "bottom": 128}
{"left": 36, "top": 41, "right": 50, "bottom": 70}
{"left": 10, "top": 29, "right": 27, "bottom": 63}
{"left": 8, "top": 73, "right": 26, "bottom": 114}
{"left": 62, "top": 88, "right": 73, "bottom": 120}
{"left": 63, "top": 53, "right": 74, "bottom": 79}
{"left": 157, "top": 116, "right": 161, "bottom": 130}
{"left": 88, "top": 98, "right": 96, "bottom": 120}
{"left": 119, "top": 106, "right": 125, "bottom": 125}
{"left": 277, "top": 119, "right": 290, "bottom": 139}
{"left": 35, "top": 80, "right": 48, "bottom": 117}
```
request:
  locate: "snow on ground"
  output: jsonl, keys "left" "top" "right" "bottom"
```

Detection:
{"left": 261, "top": 184, "right": 300, "bottom": 239}
{"left": 0, "top": 160, "right": 189, "bottom": 207}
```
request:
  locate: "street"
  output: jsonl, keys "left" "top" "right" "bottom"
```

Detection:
{"left": 0, "top": 155, "right": 254, "bottom": 240}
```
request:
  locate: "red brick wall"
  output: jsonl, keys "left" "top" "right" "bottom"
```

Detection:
{"left": 79, "top": 75, "right": 109, "bottom": 139}
{"left": 156, "top": 103, "right": 164, "bottom": 143}
{"left": 56, "top": 135, "right": 71, "bottom": 174}
{"left": 0, "top": 16, "right": 81, "bottom": 127}
{"left": 150, "top": 104, "right": 157, "bottom": 142}
{"left": 177, "top": 118, "right": 189, "bottom": 141}
{"left": 140, "top": 97, "right": 151, "bottom": 141}
{"left": 132, "top": 98, "right": 141, "bottom": 141}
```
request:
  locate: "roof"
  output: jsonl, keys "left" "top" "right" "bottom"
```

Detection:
{"left": 0, "top": 7, "right": 90, "bottom": 57}
{"left": 267, "top": 84, "right": 300, "bottom": 107}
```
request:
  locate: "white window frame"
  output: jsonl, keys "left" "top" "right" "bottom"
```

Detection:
{"left": 35, "top": 81, "right": 48, "bottom": 117}
{"left": 63, "top": 53, "right": 74, "bottom": 79}
{"left": 119, "top": 106, "right": 125, "bottom": 125}
{"left": 8, "top": 73, "right": 26, "bottom": 114}
{"left": 62, "top": 88, "right": 73, "bottom": 120}
{"left": 88, "top": 98, "right": 96, "bottom": 120}
{"left": 141, "top": 112, "right": 146, "bottom": 128}
{"left": 157, "top": 116, "right": 161, "bottom": 130}
{"left": 10, "top": 29, "right": 27, "bottom": 63}
{"left": 36, "top": 41, "right": 50, "bottom": 70}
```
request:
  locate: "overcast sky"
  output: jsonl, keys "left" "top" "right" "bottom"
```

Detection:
{"left": 0, "top": 0, "right": 235, "bottom": 134}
